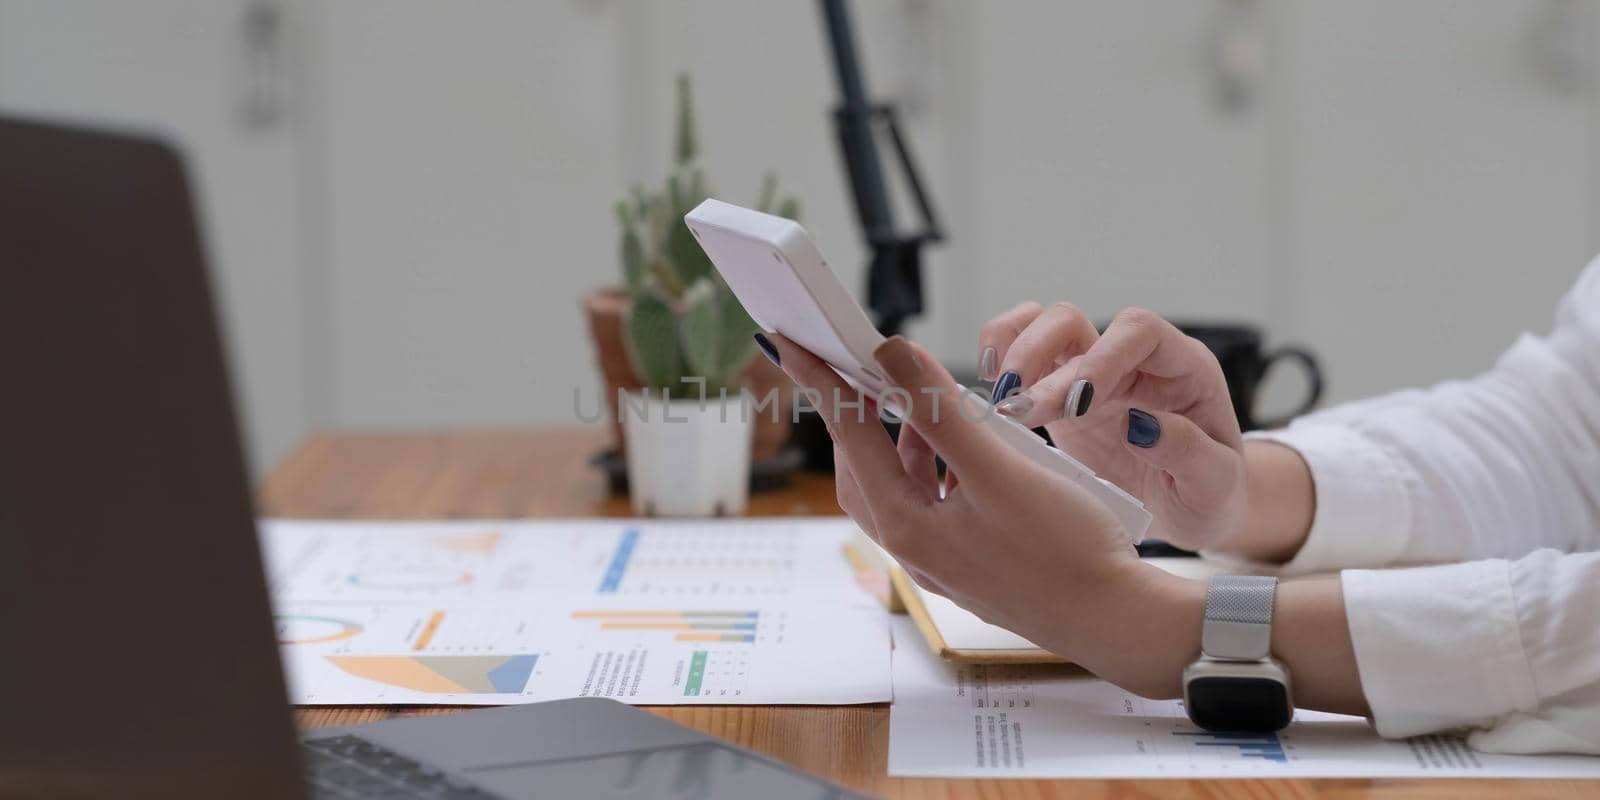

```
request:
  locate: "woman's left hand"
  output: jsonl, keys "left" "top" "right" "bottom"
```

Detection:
{"left": 977, "top": 304, "right": 1247, "bottom": 551}
{"left": 764, "top": 333, "right": 1202, "bottom": 697}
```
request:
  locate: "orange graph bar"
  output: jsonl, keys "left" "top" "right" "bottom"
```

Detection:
{"left": 675, "top": 633, "right": 758, "bottom": 643}
{"left": 570, "top": 610, "right": 759, "bottom": 620}
{"left": 412, "top": 610, "right": 446, "bottom": 651}
{"left": 599, "top": 622, "right": 755, "bottom": 631}
{"left": 427, "top": 530, "right": 503, "bottom": 554}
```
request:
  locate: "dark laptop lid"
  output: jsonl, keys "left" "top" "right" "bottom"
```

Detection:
{"left": 0, "top": 117, "right": 304, "bottom": 799}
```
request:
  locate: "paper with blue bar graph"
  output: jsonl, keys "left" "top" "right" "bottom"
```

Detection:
{"left": 259, "top": 518, "right": 891, "bottom": 706}
{"left": 886, "top": 618, "right": 1600, "bottom": 779}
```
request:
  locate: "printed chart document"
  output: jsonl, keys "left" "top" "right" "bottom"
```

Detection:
{"left": 260, "top": 518, "right": 890, "bottom": 706}
{"left": 888, "top": 619, "right": 1600, "bottom": 779}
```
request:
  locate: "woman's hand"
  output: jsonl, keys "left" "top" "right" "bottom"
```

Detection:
{"left": 765, "top": 333, "right": 1203, "bottom": 698}
{"left": 977, "top": 304, "right": 1246, "bottom": 551}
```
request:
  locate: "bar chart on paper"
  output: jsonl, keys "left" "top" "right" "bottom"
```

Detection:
{"left": 565, "top": 608, "right": 785, "bottom": 701}
{"left": 260, "top": 518, "right": 893, "bottom": 706}
{"left": 570, "top": 609, "right": 764, "bottom": 644}
{"left": 1170, "top": 730, "right": 1288, "bottom": 764}
{"left": 592, "top": 528, "right": 800, "bottom": 597}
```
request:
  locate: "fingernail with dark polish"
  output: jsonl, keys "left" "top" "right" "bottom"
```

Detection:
{"left": 873, "top": 335, "right": 924, "bottom": 385}
{"left": 979, "top": 346, "right": 999, "bottom": 381}
{"left": 995, "top": 393, "right": 1034, "bottom": 418}
{"left": 1066, "top": 379, "right": 1095, "bottom": 417}
{"left": 753, "top": 332, "right": 780, "bottom": 366}
{"left": 1127, "top": 408, "right": 1161, "bottom": 448}
{"left": 991, "top": 370, "right": 1022, "bottom": 405}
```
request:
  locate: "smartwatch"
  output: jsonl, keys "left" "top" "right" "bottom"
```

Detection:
{"left": 1182, "top": 575, "right": 1294, "bottom": 732}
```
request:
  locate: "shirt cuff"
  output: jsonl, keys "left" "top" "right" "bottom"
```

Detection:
{"left": 1245, "top": 424, "right": 1416, "bottom": 573}
{"left": 1341, "top": 561, "right": 1539, "bottom": 739}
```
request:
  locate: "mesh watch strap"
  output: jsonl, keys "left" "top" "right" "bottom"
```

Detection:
{"left": 1201, "top": 575, "right": 1278, "bottom": 661}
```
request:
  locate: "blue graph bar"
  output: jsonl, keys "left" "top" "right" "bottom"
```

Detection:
{"left": 1171, "top": 731, "right": 1288, "bottom": 763}
{"left": 597, "top": 529, "right": 639, "bottom": 593}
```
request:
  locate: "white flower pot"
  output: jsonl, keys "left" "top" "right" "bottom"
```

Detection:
{"left": 621, "top": 391, "right": 753, "bottom": 517}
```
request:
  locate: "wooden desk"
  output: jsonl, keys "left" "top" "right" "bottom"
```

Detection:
{"left": 267, "top": 426, "right": 1589, "bottom": 799}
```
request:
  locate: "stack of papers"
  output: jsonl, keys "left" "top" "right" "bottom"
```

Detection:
{"left": 888, "top": 618, "right": 1600, "bottom": 779}
{"left": 260, "top": 518, "right": 891, "bottom": 706}
{"left": 263, "top": 516, "right": 1600, "bottom": 780}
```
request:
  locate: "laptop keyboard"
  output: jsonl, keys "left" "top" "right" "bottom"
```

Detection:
{"left": 302, "top": 734, "right": 499, "bottom": 799}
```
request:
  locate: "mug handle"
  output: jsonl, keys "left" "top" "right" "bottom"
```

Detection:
{"left": 1253, "top": 346, "right": 1324, "bottom": 429}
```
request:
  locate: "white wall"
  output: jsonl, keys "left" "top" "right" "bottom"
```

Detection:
{"left": 4, "top": 1, "right": 1598, "bottom": 471}
{"left": 312, "top": 2, "right": 628, "bottom": 432}
{"left": 1288, "top": 0, "right": 1596, "bottom": 399}
{"left": 956, "top": 0, "right": 1274, "bottom": 356}
{"left": 0, "top": 0, "right": 311, "bottom": 475}
{"left": 299, "top": 0, "right": 1600, "bottom": 429}
{"left": 310, "top": 0, "right": 966, "bottom": 435}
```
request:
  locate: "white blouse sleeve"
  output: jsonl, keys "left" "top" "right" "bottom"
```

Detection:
{"left": 1247, "top": 256, "right": 1600, "bottom": 753}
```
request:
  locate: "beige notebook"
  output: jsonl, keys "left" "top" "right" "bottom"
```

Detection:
{"left": 847, "top": 529, "right": 1223, "bottom": 664}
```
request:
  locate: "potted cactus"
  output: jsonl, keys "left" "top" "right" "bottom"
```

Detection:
{"left": 590, "top": 74, "right": 801, "bottom": 516}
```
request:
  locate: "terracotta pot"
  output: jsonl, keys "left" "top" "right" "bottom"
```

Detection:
{"left": 582, "top": 286, "right": 793, "bottom": 461}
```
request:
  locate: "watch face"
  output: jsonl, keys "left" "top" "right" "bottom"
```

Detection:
{"left": 1187, "top": 677, "right": 1292, "bottom": 732}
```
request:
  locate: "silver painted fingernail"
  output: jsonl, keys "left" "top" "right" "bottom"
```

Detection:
{"left": 979, "top": 346, "right": 998, "bottom": 381}
{"left": 1065, "top": 379, "right": 1095, "bottom": 418}
{"left": 995, "top": 393, "right": 1034, "bottom": 418}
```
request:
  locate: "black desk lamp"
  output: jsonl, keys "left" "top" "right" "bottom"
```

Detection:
{"left": 788, "top": 0, "right": 949, "bottom": 472}
{"left": 818, "top": 0, "right": 944, "bottom": 337}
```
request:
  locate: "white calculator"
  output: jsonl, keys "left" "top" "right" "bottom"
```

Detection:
{"left": 685, "top": 198, "right": 1152, "bottom": 541}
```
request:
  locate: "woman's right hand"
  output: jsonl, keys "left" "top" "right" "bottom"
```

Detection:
{"left": 977, "top": 304, "right": 1247, "bottom": 551}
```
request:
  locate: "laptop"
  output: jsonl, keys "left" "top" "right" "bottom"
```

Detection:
{"left": 0, "top": 116, "right": 870, "bottom": 800}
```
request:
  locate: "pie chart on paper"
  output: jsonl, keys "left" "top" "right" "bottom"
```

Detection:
{"left": 276, "top": 614, "right": 363, "bottom": 646}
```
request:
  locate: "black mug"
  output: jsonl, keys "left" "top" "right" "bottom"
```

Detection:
{"left": 1172, "top": 323, "right": 1323, "bottom": 431}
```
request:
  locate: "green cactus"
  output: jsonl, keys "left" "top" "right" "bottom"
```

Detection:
{"left": 624, "top": 291, "right": 682, "bottom": 388}
{"left": 615, "top": 202, "right": 644, "bottom": 292}
{"left": 615, "top": 74, "right": 800, "bottom": 400}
